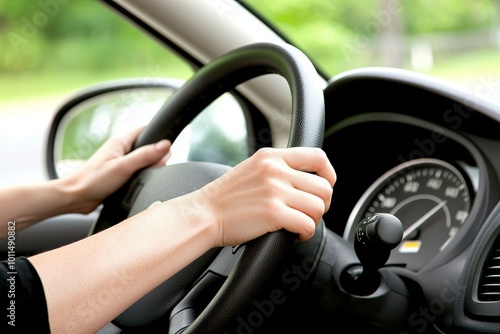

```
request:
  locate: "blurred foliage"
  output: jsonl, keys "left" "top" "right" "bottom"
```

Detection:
{"left": 0, "top": 1, "right": 248, "bottom": 172}
{"left": 2, "top": 0, "right": 500, "bottom": 174}
{"left": 0, "top": 0, "right": 192, "bottom": 77}
{"left": 402, "top": 1, "right": 497, "bottom": 34}
{"left": 1, "top": 0, "right": 500, "bottom": 96}
{"left": 244, "top": 0, "right": 500, "bottom": 76}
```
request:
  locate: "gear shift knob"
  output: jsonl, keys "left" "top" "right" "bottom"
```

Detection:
{"left": 355, "top": 213, "right": 403, "bottom": 268}
{"left": 343, "top": 213, "right": 403, "bottom": 295}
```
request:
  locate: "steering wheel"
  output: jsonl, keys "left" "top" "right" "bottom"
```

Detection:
{"left": 90, "top": 42, "right": 325, "bottom": 333}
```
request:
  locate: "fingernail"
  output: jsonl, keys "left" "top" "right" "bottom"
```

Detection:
{"left": 156, "top": 140, "right": 171, "bottom": 151}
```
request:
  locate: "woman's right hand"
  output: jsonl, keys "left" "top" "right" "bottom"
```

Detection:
{"left": 195, "top": 147, "right": 336, "bottom": 247}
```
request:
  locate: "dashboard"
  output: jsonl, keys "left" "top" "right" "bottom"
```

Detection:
{"left": 318, "top": 68, "right": 500, "bottom": 330}
{"left": 324, "top": 116, "right": 481, "bottom": 272}
{"left": 322, "top": 69, "right": 500, "bottom": 257}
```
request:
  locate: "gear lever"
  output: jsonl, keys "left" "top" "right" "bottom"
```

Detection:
{"left": 342, "top": 213, "right": 403, "bottom": 295}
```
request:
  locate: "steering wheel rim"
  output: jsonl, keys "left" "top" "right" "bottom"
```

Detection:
{"left": 95, "top": 42, "right": 325, "bottom": 332}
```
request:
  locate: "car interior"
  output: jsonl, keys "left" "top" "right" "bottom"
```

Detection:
{"left": 3, "top": 1, "right": 500, "bottom": 333}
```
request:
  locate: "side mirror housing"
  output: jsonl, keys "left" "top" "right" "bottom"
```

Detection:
{"left": 46, "top": 78, "right": 249, "bottom": 179}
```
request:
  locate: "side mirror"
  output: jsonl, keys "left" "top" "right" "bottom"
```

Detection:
{"left": 46, "top": 78, "right": 249, "bottom": 179}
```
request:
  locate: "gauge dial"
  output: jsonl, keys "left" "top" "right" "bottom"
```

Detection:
{"left": 345, "top": 158, "right": 473, "bottom": 271}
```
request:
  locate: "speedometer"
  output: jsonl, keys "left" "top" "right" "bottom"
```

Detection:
{"left": 344, "top": 158, "right": 473, "bottom": 271}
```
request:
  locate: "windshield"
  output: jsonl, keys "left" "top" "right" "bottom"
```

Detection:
{"left": 243, "top": 0, "right": 500, "bottom": 106}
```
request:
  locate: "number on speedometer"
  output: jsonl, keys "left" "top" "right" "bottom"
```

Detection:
{"left": 344, "top": 158, "right": 473, "bottom": 271}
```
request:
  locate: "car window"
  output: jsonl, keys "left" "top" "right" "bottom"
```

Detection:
{"left": 243, "top": 0, "right": 500, "bottom": 107}
{"left": 0, "top": 1, "right": 248, "bottom": 185}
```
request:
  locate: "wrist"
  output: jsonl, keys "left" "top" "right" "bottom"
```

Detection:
{"left": 55, "top": 175, "right": 98, "bottom": 215}
{"left": 163, "top": 191, "right": 219, "bottom": 248}
{"left": 189, "top": 189, "right": 221, "bottom": 247}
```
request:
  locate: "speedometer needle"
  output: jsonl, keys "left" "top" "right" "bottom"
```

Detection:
{"left": 402, "top": 200, "right": 448, "bottom": 240}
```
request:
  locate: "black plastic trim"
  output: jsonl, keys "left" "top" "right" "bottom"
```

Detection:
{"left": 453, "top": 202, "right": 500, "bottom": 332}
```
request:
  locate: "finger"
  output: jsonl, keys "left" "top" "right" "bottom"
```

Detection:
{"left": 221, "top": 197, "right": 318, "bottom": 243}
{"left": 275, "top": 205, "right": 318, "bottom": 241}
{"left": 253, "top": 178, "right": 324, "bottom": 241}
{"left": 289, "top": 169, "right": 333, "bottom": 211}
{"left": 119, "top": 139, "right": 172, "bottom": 173}
{"left": 284, "top": 186, "right": 327, "bottom": 223}
{"left": 153, "top": 150, "right": 173, "bottom": 167}
{"left": 280, "top": 147, "right": 336, "bottom": 187}
{"left": 116, "top": 125, "right": 147, "bottom": 153}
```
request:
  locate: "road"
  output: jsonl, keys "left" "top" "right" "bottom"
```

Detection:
{"left": 0, "top": 95, "right": 67, "bottom": 187}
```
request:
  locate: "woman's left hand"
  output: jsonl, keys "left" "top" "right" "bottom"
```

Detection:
{"left": 65, "top": 126, "right": 172, "bottom": 214}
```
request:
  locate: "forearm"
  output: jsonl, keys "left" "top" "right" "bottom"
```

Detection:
{"left": 28, "top": 194, "right": 216, "bottom": 333}
{"left": 0, "top": 131, "right": 172, "bottom": 239}
{"left": 0, "top": 178, "right": 82, "bottom": 237}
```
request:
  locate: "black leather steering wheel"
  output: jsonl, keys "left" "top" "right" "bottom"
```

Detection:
{"left": 91, "top": 42, "right": 325, "bottom": 333}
